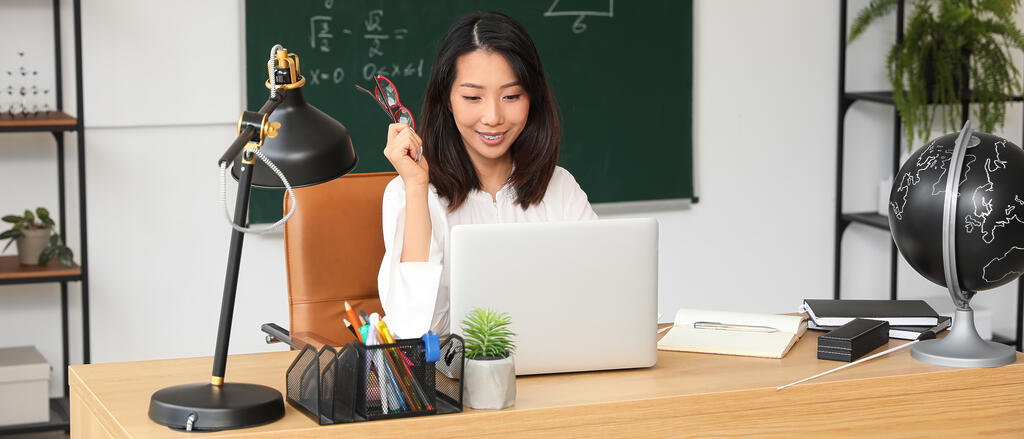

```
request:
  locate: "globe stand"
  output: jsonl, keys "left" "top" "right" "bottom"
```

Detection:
{"left": 907, "top": 121, "right": 1016, "bottom": 368}
{"left": 911, "top": 308, "right": 1015, "bottom": 368}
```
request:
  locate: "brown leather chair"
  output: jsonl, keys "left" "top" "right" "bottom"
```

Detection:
{"left": 283, "top": 171, "right": 397, "bottom": 348}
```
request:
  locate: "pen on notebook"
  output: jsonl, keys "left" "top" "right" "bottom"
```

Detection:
{"left": 693, "top": 321, "right": 779, "bottom": 333}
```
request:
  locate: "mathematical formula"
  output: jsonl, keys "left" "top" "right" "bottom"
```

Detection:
{"left": 306, "top": 5, "right": 424, "bottom": 86}
{"left": 298, "top": 1, "right": 615, "bottom": 88}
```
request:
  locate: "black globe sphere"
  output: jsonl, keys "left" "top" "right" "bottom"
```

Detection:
{"left": 889, "top": 131, "right": 1024, "bottom": 292}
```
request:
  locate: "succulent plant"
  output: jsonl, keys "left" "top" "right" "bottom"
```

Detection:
{"left": 461, "top": 307, "right": 516, "bottom": 360}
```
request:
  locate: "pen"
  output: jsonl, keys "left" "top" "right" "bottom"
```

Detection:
{"left": 359, "top": 310, "right": 371, "bottom": 327}
{"left": 370, "top": 314, "right": 410, "bottom": 412}
{"left": 377, "top": 320, "right": 414, "bottom": 367}
{"left": 916, "top": 328, "right": 940, "bottom": 341}
{"left": 377, "top": 320, "right": 432, "bottom": 410}
{"left": 372, "top": 314, "right": 423, "bottom": 411}
{"left": 342, "top": 318, "right": 360, "bottom": 341}
{"left": 693, "top": 321, "right": 778, "bottom": 333}
{"left": 363, "top": 326, "right": 392, "bottom": 413}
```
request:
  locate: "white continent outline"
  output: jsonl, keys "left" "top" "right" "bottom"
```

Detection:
{"left": 982, "top": 245, "right": 1024, "bottom": 283}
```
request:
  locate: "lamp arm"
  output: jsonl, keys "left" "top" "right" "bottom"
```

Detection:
{"left": 217, "top": 91, "right": 286, "bottom": 166}
{"left": 218, "top": 148, "right": 297, "bottom": 234}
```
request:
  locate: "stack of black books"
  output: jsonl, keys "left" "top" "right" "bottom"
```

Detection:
{"left": 802, "top": 299, "right": 951, "bottom": 341}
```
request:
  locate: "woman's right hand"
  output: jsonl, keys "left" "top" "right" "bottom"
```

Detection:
{"left": 383, "top": 123, "right": 428, "bottom": 188}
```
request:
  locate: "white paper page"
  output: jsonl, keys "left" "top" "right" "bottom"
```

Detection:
{"left": 673, "top": 309, "right": 804, "bottom": 332}
{"left": 658, "top": 327, "right": 796, "bottom": 358}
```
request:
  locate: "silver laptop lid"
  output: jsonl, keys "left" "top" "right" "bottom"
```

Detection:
{"left": 449, "top": 218, "right": 658, "bottom": 375}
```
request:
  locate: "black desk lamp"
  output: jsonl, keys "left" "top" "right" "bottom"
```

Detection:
{"left": 148, "top": 45, "right": 357, "bottom": 432}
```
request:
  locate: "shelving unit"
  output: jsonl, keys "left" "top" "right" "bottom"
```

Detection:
{"left": 835, "top": 0, "right": 1022, "bottom": 351}
{"left": 0, "top": 0, "right": 88, "bottom": 435}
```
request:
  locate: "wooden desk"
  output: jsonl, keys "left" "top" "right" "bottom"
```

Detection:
{"left": 70, "top": 332, "right": 1024, "bottom": 438}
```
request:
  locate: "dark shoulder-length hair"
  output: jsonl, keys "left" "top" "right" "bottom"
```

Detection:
{"left": 420, "top": 11, "right": 560, "bottom": 211}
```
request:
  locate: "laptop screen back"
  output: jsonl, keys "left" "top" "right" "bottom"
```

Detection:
{"left": 449, "top": 218, "right": 659, "bottom": 375}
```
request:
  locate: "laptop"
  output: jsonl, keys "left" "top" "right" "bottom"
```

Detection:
{"left": 449, "top": 218, "right": 659, "bottom": 375}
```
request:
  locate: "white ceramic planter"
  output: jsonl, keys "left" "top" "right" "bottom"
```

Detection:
{"left": 463, "top": 356, "right": 516, "bottom": 410}
{"left": 16, "top": 228, "right": 51, "bottom": 266}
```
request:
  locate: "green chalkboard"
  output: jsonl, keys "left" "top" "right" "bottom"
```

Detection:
{"left": 245, "top": 0, "right": 692, "bottom": 223}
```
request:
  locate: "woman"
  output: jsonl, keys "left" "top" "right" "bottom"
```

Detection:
{"left": 379, "top": 11, "right": 597, "bottom": 338}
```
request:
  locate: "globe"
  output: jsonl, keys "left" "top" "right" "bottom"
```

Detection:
{"left": 889, "top": 131, "right": 1024, "bottom": 293}
{"left": 888, "top": 126, "right": 1022, "bottom": 368}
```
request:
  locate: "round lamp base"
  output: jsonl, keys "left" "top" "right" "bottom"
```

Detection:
{"left": 911, "top": 309, "right": 1016, "bottom": 368}
{"left": 148, "top": 382, "right": 284, "bottom": 432}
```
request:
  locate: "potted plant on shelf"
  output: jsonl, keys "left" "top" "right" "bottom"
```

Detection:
{"left": 1, "top": 207, "right": 74, "bottom": 266}
{"left": 848, "top": 0, "right": 1024, "bottom": 147}
{"left": 461, "top": 307, "right": 516, "bottom": 410}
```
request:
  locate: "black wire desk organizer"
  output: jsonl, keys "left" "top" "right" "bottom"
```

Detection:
{"left": 286, "top": 334, "right": 464, "bottom": 424}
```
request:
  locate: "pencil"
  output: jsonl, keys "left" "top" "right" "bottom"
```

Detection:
{"left": 344, "top": 301, "right": 363, "bottom": 342}
{"left": 342, "top": 318, "right": 360, "bottom": 341}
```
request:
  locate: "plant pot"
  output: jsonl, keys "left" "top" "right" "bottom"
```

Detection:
{"left": 463, "top": 356, "right": 515, "bottom": 410}
{"left": 16, "top": 228, "right": 51, "bottom": 266}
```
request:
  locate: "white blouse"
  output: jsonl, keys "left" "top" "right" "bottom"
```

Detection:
{"left": 377, "top": 166, "right": 598, "bottom": 338}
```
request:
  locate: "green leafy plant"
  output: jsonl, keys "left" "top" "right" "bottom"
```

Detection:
{"left": 1, "top": 207, "right": 74, "bottom": 266}
{"left": 848, "top": 0, "right": 1024, "bottom": 147}
{"left": 461, "top": 307, "right": 516, "bottom": 360}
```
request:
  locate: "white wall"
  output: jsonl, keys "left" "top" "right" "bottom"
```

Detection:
{"left": 0, "top": 0, "right": 1020, "bottom": 398}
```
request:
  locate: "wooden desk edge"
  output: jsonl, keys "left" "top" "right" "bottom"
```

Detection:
{"left": 69, "top": 357, "right": 1024, "bottom": 438}
{"left": 70, "top": 366, "right": 127, "bottom": 438}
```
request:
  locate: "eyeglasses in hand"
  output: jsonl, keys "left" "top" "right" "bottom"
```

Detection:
{"left": 354, "top": 74, "right": 416, "bottom": 130}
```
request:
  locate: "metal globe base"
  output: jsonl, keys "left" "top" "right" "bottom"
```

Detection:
{"left": 148, "top": 382, "right": 284, "bottom": 432}
{"left": 911, "top": 308, "right": 1016, "bottom": 368}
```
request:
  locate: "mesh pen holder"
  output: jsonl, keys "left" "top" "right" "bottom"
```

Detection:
{"left": 286, "top": 334, "right": 464, "bottom": 424}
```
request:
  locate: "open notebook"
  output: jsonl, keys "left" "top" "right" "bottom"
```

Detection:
{"left": 658, "top": 309, "right": 807, "bottom": 358}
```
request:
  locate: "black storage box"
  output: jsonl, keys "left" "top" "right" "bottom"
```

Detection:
{"left": 817, "top": 318, "right": 889, "bottom": 362}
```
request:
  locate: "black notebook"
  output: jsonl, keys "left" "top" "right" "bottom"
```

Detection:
{"left": 808, "top": 315, "right": 951, "bottom": 340}
{"left": 801, "top": 299, "right": 939, "bottom": 327}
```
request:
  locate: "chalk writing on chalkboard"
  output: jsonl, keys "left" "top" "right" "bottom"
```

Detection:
{"left": 305, "top": 6, "right": 426, "bottom": 87}
{"left": 244, "top": 0, "right": 694, "bottom": 223}
{"left": 544, "top": 0, "right": 614, "bottom": 34}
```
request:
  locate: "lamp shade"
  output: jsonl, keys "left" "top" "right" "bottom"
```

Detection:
{"left": 232, "top": 87, "right": 358, "bottom": 188}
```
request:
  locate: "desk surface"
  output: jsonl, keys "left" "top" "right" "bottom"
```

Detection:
{"left": 70, "top": 332, "right": 1024, "bottom": 438}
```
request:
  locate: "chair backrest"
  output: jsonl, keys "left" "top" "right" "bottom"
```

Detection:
{"left": 283, "top": 172, "right": 396, "bottom": 348}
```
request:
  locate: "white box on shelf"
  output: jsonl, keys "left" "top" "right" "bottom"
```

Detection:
{"left": 0, "top": 346, "right": 51, "bottom": 426}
